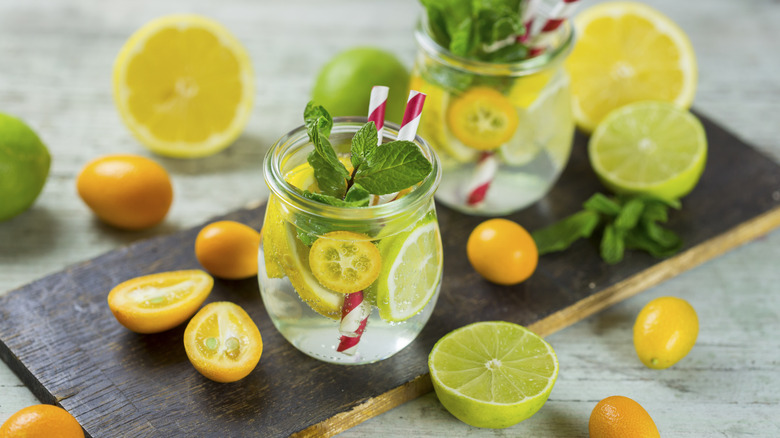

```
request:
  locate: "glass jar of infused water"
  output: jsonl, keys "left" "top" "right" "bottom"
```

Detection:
{"left": 258, "top": 117, "right": 443, "bottom": 365}
{"left": 411, "top": 20, "right": 575, "bottom": 216}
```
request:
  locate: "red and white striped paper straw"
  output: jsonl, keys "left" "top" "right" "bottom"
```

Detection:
{"left": 336, "top": 292, "right": 370, "bottom": 355}
{"left": 527, "top": 0, "right": 580, "bottom": 56}
{"left": 336, "top": 86, "right": 390, "bottom": 355}
{"left": 397, "top": 90, "right": 426, "bottom": 142}
{"left": 373, "top": 89, "right": 427, "bottom": 205}
{"left": 465, "top": 152, "right": 500, "bottom": 206}
{"left": 368, "top": 85, "right": 388, "bottom": 141}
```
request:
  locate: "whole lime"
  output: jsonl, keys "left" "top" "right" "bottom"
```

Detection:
{"left": 312, "top": 47, "right": 410, "bottom": 124}
{"left": 0, "top": 113, "right": 51, "bottom": 221}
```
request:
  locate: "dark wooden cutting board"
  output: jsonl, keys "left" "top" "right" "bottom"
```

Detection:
{"left": 1, "top": 113, "right": 779, "bottom": 437}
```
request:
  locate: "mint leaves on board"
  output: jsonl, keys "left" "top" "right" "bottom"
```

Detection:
{"left": 420, "top": 0, "right": 528, "bottom": 63}
{"left": 300, "top": 101, "right": 432, "bottom": 207}
{"left": 531, "top": 193, "right": 683, "bottom": 265}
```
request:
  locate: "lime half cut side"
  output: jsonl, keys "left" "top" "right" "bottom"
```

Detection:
{"left": 429, "top": 321, "right": 559, "bottom": 429}
{"left": 589, "top": 101, "right": 707, "bottom": 202}
{"left": 374, "top": 213, "right": 443, "bottom": 322}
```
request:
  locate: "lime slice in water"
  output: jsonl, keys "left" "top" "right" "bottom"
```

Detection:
{"left": 429, "top": 321, "right": 559, "bottom": 429}
{"left": 373, "top": 213, "right": 443, "bottom": 322}
{"left": 589, "top": 101, "right": 707, "bottom": 202}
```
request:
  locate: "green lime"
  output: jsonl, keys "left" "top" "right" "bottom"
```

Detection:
{"left": 312, "top": 47, "right": 409, "bottom": 124}
{"left": 372, "top": 212, "right": 442, "bottom": 322}
{"left": 0, "top": 113, "right": 51, "bottom": 221}
{"left": 429, "top": 321, "right": 559, "bottom": 429}
{"left": 589, "top": 101, "right": 707, "bottom": 202}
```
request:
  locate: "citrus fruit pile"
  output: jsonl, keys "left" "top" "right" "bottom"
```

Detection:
{"left": 113, "top": 15, "right": 254, "bottom": 158}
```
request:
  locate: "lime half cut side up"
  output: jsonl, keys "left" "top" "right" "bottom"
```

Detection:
{"left": 589, "top": 101, "right": 707, "bottom": 202}
{"left": 374, "top": 212, "right": 443, "bottom": 322}
{"left": 429, "top": 321, "right": 559, "bottom": 429}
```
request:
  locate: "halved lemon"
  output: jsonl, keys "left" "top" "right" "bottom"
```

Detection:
{"left": 447, "top": 87, "right": 519, "bottom": 151}
{"left": 107, "top": 269, "right": 213, "bottom": 334}
{"left": 184, "top": 301, "right": 263, "bottom": 383}
{"left": 113, "top": 15, "right": 254, "bottom": 158}
{"left": 566, "top": 1, "right": 697, "bottom": 132}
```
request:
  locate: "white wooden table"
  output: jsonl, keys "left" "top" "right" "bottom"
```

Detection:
{"left": 1, "top": 0, "right": 779, "bottom": 436}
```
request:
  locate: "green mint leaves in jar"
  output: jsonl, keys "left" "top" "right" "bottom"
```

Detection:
{"left": 300, "top": 101, "right": 433, "bottom": 206}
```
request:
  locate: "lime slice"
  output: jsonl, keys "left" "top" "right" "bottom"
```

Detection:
{"left": 373, "top": 213, "right": 442, "bottom": 322}
{"left": 429, "top": 321, "right": 559, "bottom": 429}
{"left": 589, "top": 101, "right": 707, "bottom": 201}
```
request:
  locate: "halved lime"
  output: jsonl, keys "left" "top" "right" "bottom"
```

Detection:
{"left": 373, "top": 213, "right": 442, "bottom": 322}
{"left": 589, "top": 101, "right": 707, "bottom": 201}
{"left": 429, "top": 321, "right": 559, "bottom": 429}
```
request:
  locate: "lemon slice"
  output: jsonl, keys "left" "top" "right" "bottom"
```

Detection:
{"left": 261, "top": 197, "right": 286, "bottom": 279}
{"left": 410, "top": 74, "right": 478, "bottom": 164}
{"left": 373, "top": 213, "right": 442, "bottom": 322}
{"left": 281, "top": 222, "right": 344, "bottom": 319}
{"left": 113, "top": 14, "right": 254, "bottom": 158}
{"left": 589, "top": 101, "right": 707, "bottom": 201}
{"left": 566, "top": 1, "right": 697, "bottom": 132}
{"left": 429, "top": 321, "right": 559, "bottom": 429}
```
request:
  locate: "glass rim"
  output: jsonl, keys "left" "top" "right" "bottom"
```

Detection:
{"left": 414, "top": 16, "right": 575, "bottom": 77}
{"left": 264, "top": 116, "right": 442, "bottom": 222}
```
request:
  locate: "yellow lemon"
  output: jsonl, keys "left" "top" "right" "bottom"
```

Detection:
{"left": 113, "top": 15, "right": 254, "bottom": 158}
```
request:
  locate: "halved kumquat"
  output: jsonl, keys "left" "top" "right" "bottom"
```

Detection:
{"left": 107, "top": 269, "right": 213, "bottom": 334}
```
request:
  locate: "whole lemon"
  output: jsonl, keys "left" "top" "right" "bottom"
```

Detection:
{"left": 0, "top": 113, "right": 51, "bottom": 221}
{"left": 312, "top": 47, "right": 409, "bottom": 124}
{"left": 634, "top": 296, "right": 699, "bottom": 369}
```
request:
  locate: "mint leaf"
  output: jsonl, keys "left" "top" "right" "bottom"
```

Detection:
{"left": 450, "top": 18, "right": 474, "bottom": 57}
{"left": 614, "top": 197, "right": 645, "bottom": 230}
{"left": 299, "top": 189, "right": 367, "bottom": 208}
{"left": 532, "top": 210, "right": 601, "bottom": 255}
{"left": 600, "top": 224, "right": 625, "bottom": 264}
{"left": 304, "top": 102, "right": 333, "bottom": 138}
{"left": 307, "top": 120, "right": 349, "bottom": 198}
{"left": 344, "top": 184, "right": 370, "bottom": 206}
{"left": 625, "top": 225, "right": 682, "bottom": 258}
{"left": 583, "top": 193, "right": 622, "bottom": 216}
{"left": 353, "top": 141, "right": 432, "bottom": 195}
{"left": 350, "top": 122, "right": 378, "bottom": 170}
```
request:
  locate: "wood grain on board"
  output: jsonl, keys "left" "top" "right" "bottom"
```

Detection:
{"left": 1, "top": 113, "right": 779, "bottom": 437}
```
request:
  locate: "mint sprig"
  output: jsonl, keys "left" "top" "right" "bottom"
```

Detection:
{"left": 420, "top": 0, "right": 528, "bottom": 63}
{"left": 303, "top": 101, "right": 432, "bottom": 205}
{"left": 532, "top": 194, "right": 683, "bottom": 264}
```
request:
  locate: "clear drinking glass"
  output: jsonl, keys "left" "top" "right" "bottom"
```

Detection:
{"left": 258, "top": 118, "right": 443, "bottom": 365}
{"left": 411, "top": 20, "right": 575, "bottom": 216}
